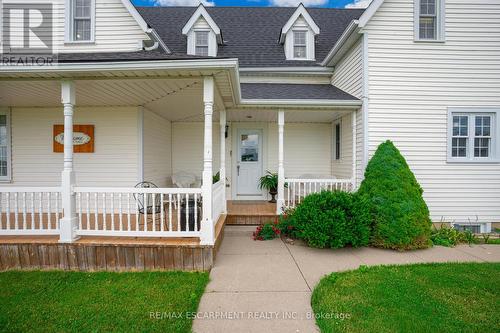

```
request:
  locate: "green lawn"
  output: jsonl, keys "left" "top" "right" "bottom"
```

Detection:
{"left": 312, "top": 263, "right": 500, "bottom": 333}
{"left": 0, "top": 270, "right": 209, "bottom": 332}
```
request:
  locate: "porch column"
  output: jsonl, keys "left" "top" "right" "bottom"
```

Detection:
{"left": 277, "top": 110, "right": 285, "bottom": 214}
{"left": 351, "top": 110, "right": 357, "bottom": 190}
{"left": 201, "top": 76, "right": 215, "bottom": 245}
{"left": 219, "top": 109, "right": 227, "bottom": 214}
{"left": 59, "top": 81, "right": 79, "bottom": 243}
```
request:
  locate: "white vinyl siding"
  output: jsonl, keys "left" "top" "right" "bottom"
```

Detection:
{"left": 332, "top": 38, "right": 363, "bottom": 98}
{"left": 54, "top": 0, "right": 147, "bottom": 52}
{"left": 143, "top": 109, "right": 172, "bottom": 187}
{"left": 331, "top": 39, "right": 363, "bottom": 183}
{"left": 364, "top": 0, "right": 500, "bottom": 223}
{"left": 5, "top": 106, "right": 139, "bottom": 187}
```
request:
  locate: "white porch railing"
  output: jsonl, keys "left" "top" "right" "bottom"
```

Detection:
{"left": 285, "top": 178, "right": 354, "bottom": 209}
{"left": 0, "top": 187, "right": 62, "bottom": 235}
{"left": 212, "top": 180, "right": 224, "bottom": 222}
{"left": 74, "top": 187, "right": 203, "bottom": 238}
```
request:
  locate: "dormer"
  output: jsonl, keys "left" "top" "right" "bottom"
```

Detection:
{"left": 182, "top": 5, "right": 222, "bottom": 57}
{"left": 280, "top": 4, "right": 320, "bottom": 61}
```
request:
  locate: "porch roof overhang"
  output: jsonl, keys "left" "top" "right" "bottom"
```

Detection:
{"left": 0, "top": 57, "right": 361, "bottom": 115}
{"left": 240, "top": 83, "right": 360, "bottom": 109}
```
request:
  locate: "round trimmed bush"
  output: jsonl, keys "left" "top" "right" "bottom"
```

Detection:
{"left": 358, "top": 140, "right": 432, "bottom": 250}
{"left": 283, "top": 191, "right": 370, "bottom": 249}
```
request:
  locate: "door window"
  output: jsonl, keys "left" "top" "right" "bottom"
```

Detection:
{"left": 240, "top": 134, "right": 259, "bottom": 162}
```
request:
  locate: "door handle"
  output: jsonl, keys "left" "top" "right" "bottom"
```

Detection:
{"left": 237, "top": 165, "right": 240, "bottom": 176}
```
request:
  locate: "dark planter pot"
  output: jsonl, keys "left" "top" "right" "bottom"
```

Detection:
{"left": 268, "top": 188, "right": 278, "bottom": 203}
{"left": 180, "top": 198, "right": 202, "bottom": 232}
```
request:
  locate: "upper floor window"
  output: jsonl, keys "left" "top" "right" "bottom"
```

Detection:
{"left": 448, "top": 108, "right": 499, "bottom": 163}
{"left": 293, "top": 31, "right": 307, "bottom": 59}
{"left": 415, "top": 0, "right": 445, "bottom": 42}
{"left": 66, "top": 0, "right": 95, "bottom": 43}
{"left": 195, "top": 31, "right": 209, "bottom": 56}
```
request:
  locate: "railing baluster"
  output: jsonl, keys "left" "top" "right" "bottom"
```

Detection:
{"left": 94, "top": 192, "right": 99, "bottom": 230}
{"left": 14, "top": 193, "right": 19, "bottom": 230}
{"left": 102, "top": 193, "right": 107, "bottom": 231}
{"left": 135, "top": 193, "right": 139, "bottom": 232}
{"left": 38, "top": 192, "right": 42, "bottom": 230}
{"left": 127, "top": 193, "right": 131, "bottom": 231}
{"left": 119, "top": 193, "right": 123, "bottom": 232}
{"left": 152, "top": 193, "right": 156, "bottom": 232}
{"left": 185, "top": 193, "right": 189, "bottom": 231}
{"left": 168, "top": 193, "right": 172, "bottom": 231}
{"left": 86, "top": 193, "right": 90, "bottom": 230}
{"left": 111, "top": 193, "right": 115, "bottom": 231}
{"left": 177, "top": 194, "right": 181, "bottom": 232}
{"left": 6, "top": 193, "right": 10, "bottom": 230}
{"left": 31, "top": 192, "right": 35, "bottom": 230}
{"left": 47, "top": 192, "right": 51, "bottom": 230}
{"left": 160, "top": 193, "right": 164, "bottom": 232}
{"left": 194, "top": 193, "right": 198, "bottom": 232}
{"left": 78, "top": 192, "right": 82, "bottom": 230}
{"left": 22, "top": 192, "right": 27, "bottom": 230}
{"left": 144, "top": 193, "right": 148, "bottom": 232}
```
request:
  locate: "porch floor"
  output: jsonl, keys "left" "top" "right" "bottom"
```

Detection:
{"left": 226, "top": 200, "right": 278, "bottom": 225}
{"left": 0, "top": 215, "right": 226, "bottom": 272}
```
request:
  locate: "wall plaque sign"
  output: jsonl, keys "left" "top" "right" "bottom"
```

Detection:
{"left": 53, "top": 125, "right": 94, "bottom": 153}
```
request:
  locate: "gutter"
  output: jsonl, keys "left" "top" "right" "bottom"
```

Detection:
{"left": 239, "top": 99, "right": 362, "bottom": 108}
{"left": 239, "top": 67, "right": 333, "bottom": 76}
{"left": 146, "top": 28, "right": 170, "bottom": 53}
{"left": 321, "top": 20, "right": 360, "bottom": 67}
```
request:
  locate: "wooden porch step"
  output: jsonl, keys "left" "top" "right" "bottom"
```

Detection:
{"left": 226, "top": 200, "right": 278, "bottom": 225}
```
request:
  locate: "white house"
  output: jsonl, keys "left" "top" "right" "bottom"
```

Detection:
{"left": 0, "top": 0, "right": 498, "bottom": 256}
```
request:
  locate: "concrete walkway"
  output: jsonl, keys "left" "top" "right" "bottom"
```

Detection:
{"left": 193, "top": 226, "right": 500, "bottom": 333}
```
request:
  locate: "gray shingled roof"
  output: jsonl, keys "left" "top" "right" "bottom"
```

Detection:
{"left": 137, "top": 6, "right": 364, "bottom": 67}
{"left": 241, "top": 83, "right": 358, "bottom": 100}
{"left": 56, "top": 50, "right": 211, "bottom": 62}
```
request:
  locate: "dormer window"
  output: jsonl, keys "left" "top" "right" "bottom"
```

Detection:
{"left": 293, "top": 31, "right": 307, "bottom": 59}
{"left": 182, "top": 5, "right": 222, "bottom": 57}
{"left": 280, "top": 4, "right": 320, "bottom": 61}
{"left": 65, "top": 0, "right": 95, "bottom": 43}
{"left": 195, "top": 31, "right": 209, "bottom": 56}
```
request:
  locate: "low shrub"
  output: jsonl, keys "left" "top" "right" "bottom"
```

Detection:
{"left": 282, "top": 191, "right": 370, "bottom": 249}
{"left": 430, "top": 225, "right": 466, "bottom": 247}
{"left": 358, "top": 140, "right": 432, "bottom": 250}
{"left": 253, "top": 221, "right": 281, "bottom": 240}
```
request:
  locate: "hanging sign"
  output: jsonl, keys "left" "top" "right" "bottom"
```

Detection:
{"left": 53, "top": 125, "right": 94, "bottom": 153}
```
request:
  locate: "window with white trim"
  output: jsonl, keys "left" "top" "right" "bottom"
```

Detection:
{"left": 293, "top": 31, "right": 307, "bottom": 59}
{"left": 66, "top": 0, "right": 95, "bottom": 42}
{"left": 0, "top": 111, "right": 11, "bottom": 181}
{"left": 448, "top": 109, "right": 499, "bottom": 162}
{"left": 334, "top": 122, "right": 341, "bottom": 160}
{"left": 194, "top": 31, "right": 209, "bottom": 57}
{"left": 415, "top": 0, "right": 445, "bottom": 41}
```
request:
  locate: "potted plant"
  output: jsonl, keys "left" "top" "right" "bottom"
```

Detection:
{"left": 259, "top": 171, "right": 279, "bottom": 203}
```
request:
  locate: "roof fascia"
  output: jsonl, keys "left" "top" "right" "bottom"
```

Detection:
{"left": 279, "top": 4, "right": 320, "bottom": 43}
{"left": 321, "top": 20, "right": 360, "bottom": 66}
{"left": 358, "top": 0, "right": 385, "bottom": 28}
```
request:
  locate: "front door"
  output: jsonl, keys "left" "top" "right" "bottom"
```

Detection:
{"left": 236, "top": 129, "right": 263, "bottom": 196}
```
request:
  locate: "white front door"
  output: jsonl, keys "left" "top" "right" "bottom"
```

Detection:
{"left": 236, "top": 129, "right": 263, "bottom": 196}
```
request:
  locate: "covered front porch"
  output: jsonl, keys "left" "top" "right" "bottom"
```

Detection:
{"left": 0, "top": 61, "right": 361, "bottom": 263}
